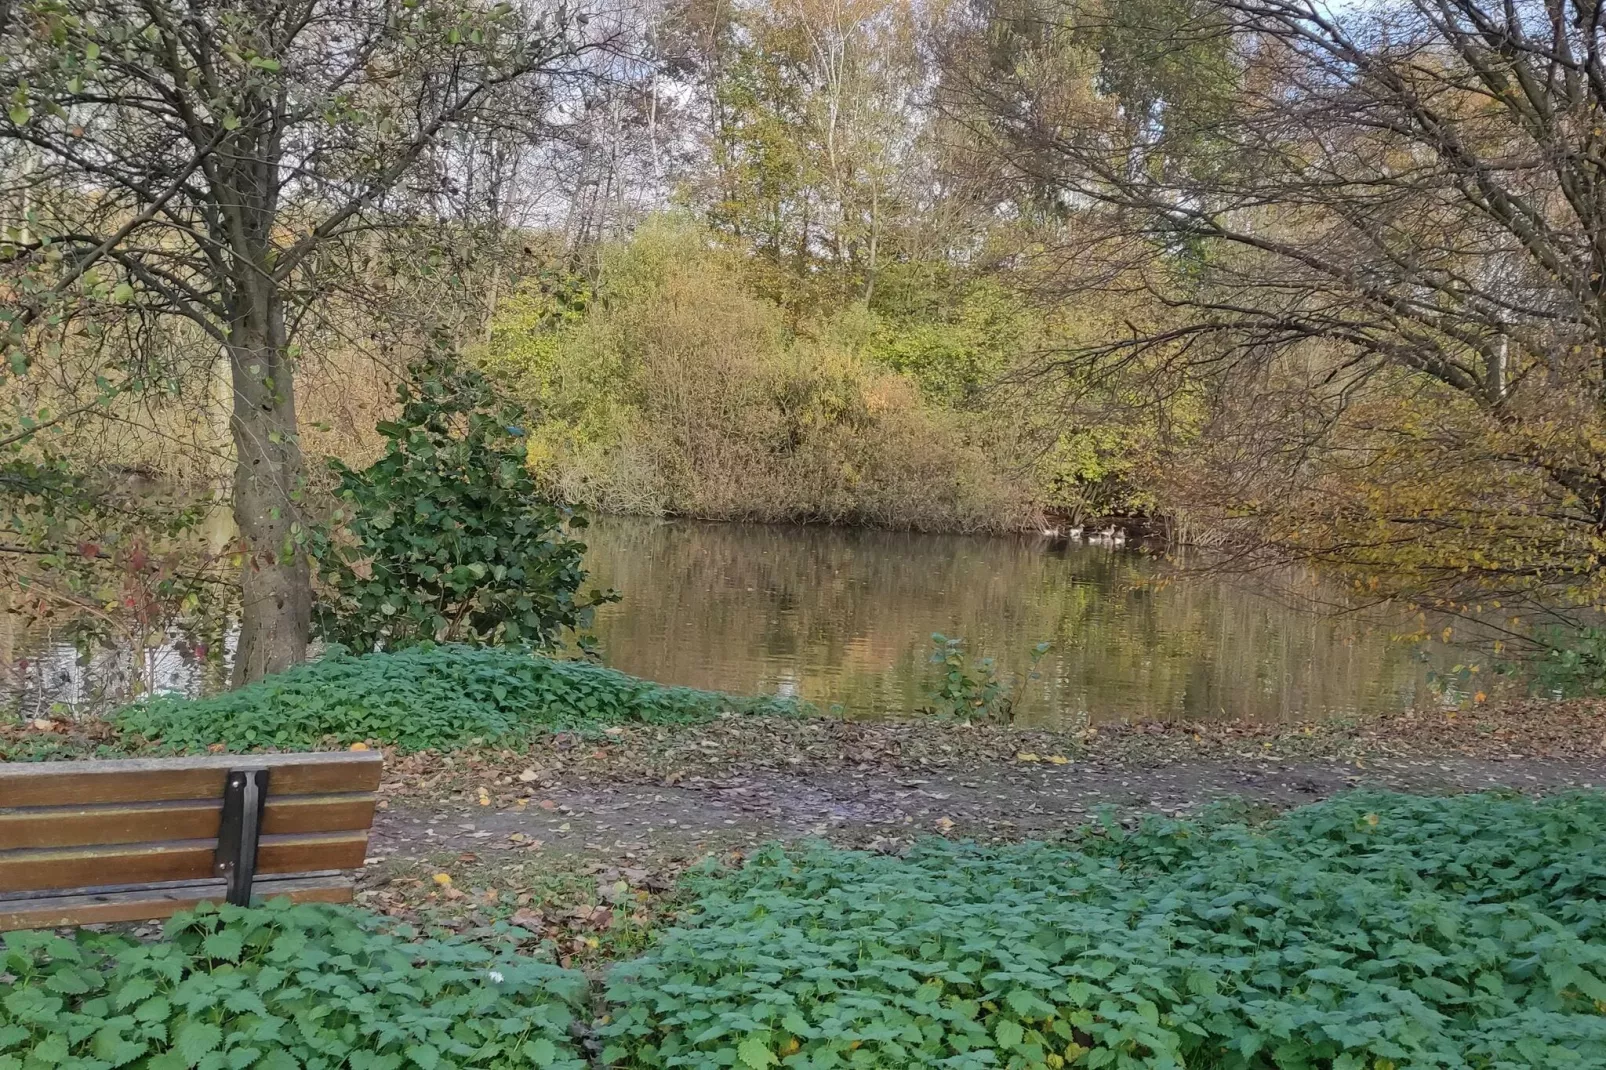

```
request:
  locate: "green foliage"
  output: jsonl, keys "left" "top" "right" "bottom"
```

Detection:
{"left": 482, "top": 218, "right": 1031, "bottom": 530}
{"left": 0, "top": 900, "right": 588, "bottom": 1070}
{"left": 1527, "top": 628, "right": 1606, "bottom": 697}
{"left": 111, "top": 644, "right": 803, "bottom": 753}
{"left": 314, "top": 360, "right": 613, "bottom": 652}
{"left": 921, "top": 634, "right": 1051, "bottom": 723}
{"left": 862, "top": 274, "right": 1038, "bottom": 408}
{"left": 603, "top": 791, "right": 1606, "bottom": 1069}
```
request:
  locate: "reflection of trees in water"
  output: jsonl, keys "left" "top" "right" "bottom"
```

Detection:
{"left": 583, "top": 518, "right": 1439, "bottom": 724}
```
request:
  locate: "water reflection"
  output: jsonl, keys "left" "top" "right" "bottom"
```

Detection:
{"left": 0, "top": 614, "right": 226, "bottom": 717}
{"left": 579, "top": 517, "right": 1445, "bottom": 725}
{"left": 0, "top": 515, "right": 1449, "bottom": 725}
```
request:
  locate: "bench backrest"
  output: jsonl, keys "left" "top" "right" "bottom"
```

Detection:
{"left": 0, "top": 750, "right": 382, "bottom": 930}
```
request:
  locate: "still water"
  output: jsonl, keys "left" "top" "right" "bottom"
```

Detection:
{"left": 0, "top": 517, "right": 1450, "bottom": 725}
{"left": 579, "top": 517, "right": 1447, "bottom": 725}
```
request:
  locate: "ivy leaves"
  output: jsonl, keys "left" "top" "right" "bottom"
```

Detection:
{"left": 313, "top": 360, "right": 614, "bottom": 653}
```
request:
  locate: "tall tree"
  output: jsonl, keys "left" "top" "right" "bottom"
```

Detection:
{"left": 0, "top": 0, "right": 594, "bottom": 681}
{"left": 956, "top": 0, "right": 1606, "bottom": 614}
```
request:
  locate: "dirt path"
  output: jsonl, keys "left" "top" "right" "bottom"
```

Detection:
{"left": 368, "top": 748, "right": 1606, "bottom": 865}
{"left": 348, "top": 708, "right": 1606, "bottom": 955}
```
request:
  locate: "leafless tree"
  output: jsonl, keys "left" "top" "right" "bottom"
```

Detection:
{"left": 949, "top": 0, "right": 1606, "bottom": 605}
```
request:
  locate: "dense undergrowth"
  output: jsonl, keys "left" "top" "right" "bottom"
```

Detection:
{"left": 0, "top": 902, "right": 588, "bottom": 1070}
{"left": 113, "top": 644, "right": 801, "bottom": 753}
{"left": 6, "top": 790, "right": 1605, "bottom": 1069}
{"left": 606, "top": 791, "right": 1606, "bottom": 1069}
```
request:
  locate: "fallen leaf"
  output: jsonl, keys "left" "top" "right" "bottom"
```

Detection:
{"left": 934, "top": 817, "right": 955, "bottom": 833}
{"left": 432, "top": 873, "right": 453, "bottom": 887}
{"left": 1016, "top": 752, "right": 1040, "bottom": 762}
{"left": 349, "top": 741, "right": 370, "bottom": 751}
{"left": 517, "top": 769, "right": 539, "bottom": 783}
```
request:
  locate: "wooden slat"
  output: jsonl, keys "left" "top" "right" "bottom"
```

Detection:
{"left": 258, "top": 830, "right": 370, "bottom": 875}
{"left": 263, "top": 795, "right": 376, "bottom": 836}
{"left": 0, "top": 793, "right": 377, "bottom": 850}
{"left": 0, "top": 874, "right": 354, "bottom": 931}
{"left": 0, "top": 840, "right": 214, "bottom": 893}
{"left": 0, "top": 751, "right": 382, "bottom": 807}
{"left": 0, "top": 831, "right": 370, "bottom": 893}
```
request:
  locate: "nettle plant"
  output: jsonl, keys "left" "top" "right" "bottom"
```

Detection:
{"left": 604, "top": 791, "right": 1606, "bottom": 1069}
{"left": 922, "top": 634, "right": 1052, "bottom": 723}
{"left": 115, "top": 643, "right": 805, "bottom": 753}
{"left": 314, "top": 360, "right": 615, "bottom": 652}
{"left": 0, "top": 900, "right": 588, "bottom": 1070}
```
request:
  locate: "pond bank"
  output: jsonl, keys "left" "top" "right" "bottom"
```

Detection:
{"left": 345, "top": 698, "right": 1606, "bottom": 958}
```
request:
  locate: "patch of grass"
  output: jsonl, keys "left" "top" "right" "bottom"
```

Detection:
{"left": 604, "top": 790, "right": 1606, "bottom": 1069}
{"left": 0, "top": 900, "right": 589, "bottom": 1070}
{"left": 113, "top": 644, "right": 804, "bottom": 753}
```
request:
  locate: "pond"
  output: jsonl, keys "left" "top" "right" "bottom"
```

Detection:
{"left": 0, "top": 516, "right": 1454, "bottom": 726}
{"left": 579, "top": 516, "right": 1450, "bottom": 725}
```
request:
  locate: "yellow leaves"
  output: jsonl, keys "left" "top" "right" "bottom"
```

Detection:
{"left": 1016, "top": 752, "right": 1040, "bottom": 762}
{"left": 935, "top": 817, "right": 956, "bottom": 833}
{"left": 349, "top": 741, "right": 371, "bottom": 751}
{"left": 1017, "top": 752, "right": 1073, "bottom": 764}
{"left": 1474, "top": 691, "right": 1487, "bottom": 704}
{"left": 1364, "top": 812, "right": 1380, "bottom": 828}
{"left": 1045, "top": 754, "right": 1069, "bottom": 765}
{"left": 432, "top": 872, "right": 453, "bottom": 886}
{"left": 477, "top": 787, "right": 491, "bottom": 806}
{"left": 781, "top": 1038, "right": 801, "bottom": 1056}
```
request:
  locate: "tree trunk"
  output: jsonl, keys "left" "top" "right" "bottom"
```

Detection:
{"left": 228, "top": 290, "right": 310, "bottom": 686}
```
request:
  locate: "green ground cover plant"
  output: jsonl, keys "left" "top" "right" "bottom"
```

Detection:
{"left": 0, "top": 901, "right": 588, "bottom": 1070}
{"left": 603, "top": 791, "right": 1606, "bottom": 1070}
{"left": 114, "top": 644, "right": 801, "bottom": 753}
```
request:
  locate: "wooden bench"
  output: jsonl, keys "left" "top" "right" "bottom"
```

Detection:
{"left": 0, "top": 750, "right": 382, "bottom": 930}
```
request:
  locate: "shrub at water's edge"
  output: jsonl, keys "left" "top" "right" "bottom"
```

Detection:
{"left": 604, "top": 790, "right": 1606, "bottom": 1069}
{"left": 113, "top": 644, "right": 804, "bottom": 753}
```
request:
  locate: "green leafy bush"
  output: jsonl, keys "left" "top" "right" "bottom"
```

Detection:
{"left": 920, "top": 634, "right": 1052, "bottom": 723}
{"left": 0, "top": 900, "right": 587, "bottom": 1070}
{"left": 604, "top": 791, "right": 1606, "bottom": 1069}
{"left": 314, "top": 360, "right": 614, "bottom": 652}
{"left": 1525, "top": 627, "right": 1606, "bottom": 697}
{"left": 114, "top": 644, "right": 801, "bottom": 753}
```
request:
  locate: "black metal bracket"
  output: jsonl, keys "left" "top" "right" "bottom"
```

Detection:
{"left": 214, "top": 767, "right": 269, "bottom": 906}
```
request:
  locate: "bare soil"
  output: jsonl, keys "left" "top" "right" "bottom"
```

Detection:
{"left": 352, "top": 704, "right": 1606, "bottom": 957}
